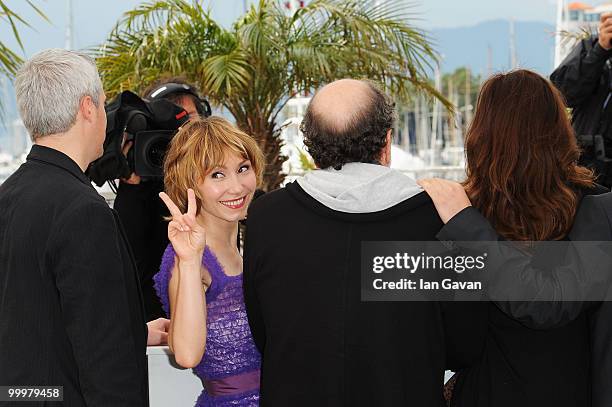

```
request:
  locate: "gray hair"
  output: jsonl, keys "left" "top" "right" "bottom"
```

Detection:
{"left": 15, "top": 48, "right": 103, "bottom": 140}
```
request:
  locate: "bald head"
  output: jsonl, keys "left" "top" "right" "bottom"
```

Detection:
{"left": 301, "top": 79, "right": 396, "bottom": 170}
{"left": 310, "top": 79, "right": 374, "bottom": 134}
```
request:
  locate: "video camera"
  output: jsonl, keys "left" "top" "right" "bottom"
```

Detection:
{"left": 87, "top": 90, "right": 195, "bottom": 187}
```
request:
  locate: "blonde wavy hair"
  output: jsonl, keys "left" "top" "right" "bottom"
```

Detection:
{"left": 163, "top": 116, "right": 264, "bottom": 215}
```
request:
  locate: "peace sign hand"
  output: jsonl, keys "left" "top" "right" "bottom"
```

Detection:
{"left": 159, "top": 188, "right": 206, "bottom": 264}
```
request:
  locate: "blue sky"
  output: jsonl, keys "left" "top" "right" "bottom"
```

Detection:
{"left": 0, "top": 0, "right": 566, "bottom": 148}
{"left": 0, "top": 0, "right": 559, "bottom": 57}
{"left": 421, "top": 0, "right": 556, "bottom": 28}
{"left": 0, "top": 0, "right": 246, "bottom": 56}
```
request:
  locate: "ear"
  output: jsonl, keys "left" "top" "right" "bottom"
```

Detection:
{"left": 380, "top": 129, "right": 392, "bottom": 166}
{"left": 79, "top": 95, "right": 96, "bottom": 123}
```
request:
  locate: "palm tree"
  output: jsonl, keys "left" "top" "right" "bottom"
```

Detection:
{"left": 0, "top": 0, "right": 48, "bottom": 117}
{"left": 0, "top": 1, "right": 48, "bottom": 78}
{"left": 98, "top": 0, "right": 449, "bottom": 190}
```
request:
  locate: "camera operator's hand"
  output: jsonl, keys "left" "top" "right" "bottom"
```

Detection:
{"left": 599, "top": 13, "right": 612, "bottom": 51}
{"left": 120, "top": 140, "right": 141, "bottom": 185}
{"left": 146, "top": 318, "right": 170, "bottom": 345}
{"left": 159, "top": 189, "right": 206, "bottom": 264}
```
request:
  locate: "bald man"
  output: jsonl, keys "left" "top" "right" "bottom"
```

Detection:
{"left": 243, "top": 79, "right": 486, "bottom": 406}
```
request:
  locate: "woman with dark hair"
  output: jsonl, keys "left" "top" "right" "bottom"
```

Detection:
{"left": 462, "top": 69, "right": 595, "bottom": 241}
{"left": 420, "top": 69, "right": 606, "bottom": 407}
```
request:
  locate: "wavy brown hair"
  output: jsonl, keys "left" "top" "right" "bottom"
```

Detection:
{"left": 464, "top": 70, "right": 594, "bottom": 241}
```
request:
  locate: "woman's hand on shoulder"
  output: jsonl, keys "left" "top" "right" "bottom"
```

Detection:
{"left": 159, "top": 188, "right": 206, "bottom": 263}
{"left": 417, "top": 178, "right": 472, "bottom": 224}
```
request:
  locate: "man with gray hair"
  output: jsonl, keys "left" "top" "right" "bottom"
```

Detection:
{"left": 0, "top": 49, "right": 162, "bottom": 406}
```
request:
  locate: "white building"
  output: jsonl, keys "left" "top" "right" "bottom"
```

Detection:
{"left": 555, "top": 1, "right": 612, "bottom": 67}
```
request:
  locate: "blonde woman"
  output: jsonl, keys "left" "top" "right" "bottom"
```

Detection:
{"left": 154, "top": 117, "right": 264, "bottom": 406}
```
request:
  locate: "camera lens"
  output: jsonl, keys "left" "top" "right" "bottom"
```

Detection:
{"left": 147, "top": 138, "right": 169, "bottom": 169}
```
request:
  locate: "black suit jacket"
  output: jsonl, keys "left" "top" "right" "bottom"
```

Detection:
{"left": 244, "top": 182, "right": 486, "bottom": 407}
{"left": 0, "top": 145, "right": 148, "bottom": 406}
{"left": 570, "top": 193, "right": 612, "bottom": 407}
{"left": 550, "top": 37, "right": 612, "bottom": 186}
{"left": 114, "top": 181, "right": 168, "bottom": 321}
{"left": 438, "top": 191, "right": 612, "bottom": 407}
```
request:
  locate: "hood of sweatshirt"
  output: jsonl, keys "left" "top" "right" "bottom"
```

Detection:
{"left": 296, "top": 162, "right": 423, "bottom": 214}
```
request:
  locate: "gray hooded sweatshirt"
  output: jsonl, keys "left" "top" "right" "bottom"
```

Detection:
{"left": 296, "top": 162, "right": 423, "bottom": 214}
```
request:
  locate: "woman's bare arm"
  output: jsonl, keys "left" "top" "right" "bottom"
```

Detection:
{"left": 159, "top": 188, "right": 208, "bottom": 368}
{"left": 168, "top": 259, "right": 207, "bottom": 368}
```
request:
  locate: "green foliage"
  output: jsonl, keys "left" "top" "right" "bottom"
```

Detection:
{"left": 441, "top": 67, "right": 480, "bottom": 109}
{"left": 98, "top": 0, "right": 449, "bottom": 188}
{"left": 558, "top": 27, "right": 593, "bottom": 49}
{"left": 298, "top": 147, "right": 315, "bottom": 171}
{"left": 0, "top": 1, "right": 49, "bottom": 117}
{"left": 0, "top": 1, "right": 49, "bottom": 77}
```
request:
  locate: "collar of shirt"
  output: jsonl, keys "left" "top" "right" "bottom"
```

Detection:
{"left": 27, "top": 144, "right": 93, "bottom": 187}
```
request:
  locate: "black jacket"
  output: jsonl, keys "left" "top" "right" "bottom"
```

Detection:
{"left": 437, "top": 187, "right": 610, "bottom": 407}
{"left": 114, "top": 181, "right": 168, "bottom": 321}
{"left": 243, "top": 181, "right": 486, "bottom": 407}
{"left": 551, "top": 37, "right": 612, "bottom": 184}
{"left": 0, "top": 145, "right": 148, "bottom": 406}
{"left": 572, "top": 193, "right": 612, "bottom": 407}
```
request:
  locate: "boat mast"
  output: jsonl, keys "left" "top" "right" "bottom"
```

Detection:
{"left": 65, "top": 0, "right": 74, "bottom": 50}
{"left": 554, "top": 0, "right": 568, "bottom": 68}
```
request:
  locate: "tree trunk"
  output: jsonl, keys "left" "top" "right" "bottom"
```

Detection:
{"left": 239, "top": 115, "right": 287, "bottom": 191}
{"left": 258, "top": 126, "right": 286, "bottom": 191}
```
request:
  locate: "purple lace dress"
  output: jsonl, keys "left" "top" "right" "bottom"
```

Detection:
{"left": 153, "top": 244, "right": 261, "bottom": 406}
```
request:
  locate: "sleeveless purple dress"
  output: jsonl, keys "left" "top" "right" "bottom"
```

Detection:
{"left": 153, "top": 244, "right": 261, "bottom": 406}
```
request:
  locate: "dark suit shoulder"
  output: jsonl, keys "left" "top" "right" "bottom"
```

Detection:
{"left": 1, "top": 159, "right": 109, "bottom": 235}
{"left": 571, "top": 192, "right": 612, "bottom": 240}
{"left": 581, "top": 183, "right": 610, "bottom": 196}
{"left": 245, "top": 188, "right": 294, "bottom": 238}
{"left": 25, "top": 158, "right": 105, "bottom": 203}
{"left": 581, "top": 191, "right": 612, "bottom": 212}
{"left": 252, "top": 185, "right": 291, "bottom": 204}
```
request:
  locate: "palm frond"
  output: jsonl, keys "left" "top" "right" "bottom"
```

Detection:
{"left": 24, "top": 1, "right": 50, "bottom": 23}
{"left": 98, "top": 0, "right": 450, "bottom": 188}
{"left": 558, "top": 27, "right": 593, "bottom": 49}
{"left": 199, "top": 48, "right": 252, "bottom": 99}
{"left": 282, "top": 0, "right": 446, "bottom": 108}
{"left": 0, "top": 1, "right": 49, "bottom": 116}
{"left": 0, "top": 42, "right": 22, "bottom": 77}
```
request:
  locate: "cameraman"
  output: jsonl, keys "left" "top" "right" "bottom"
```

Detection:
{"left": 114, "top": 77, "right": 208, "bottom": 321}
{"left": 551, "top": 12, "right": 612, "bottom": 186}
